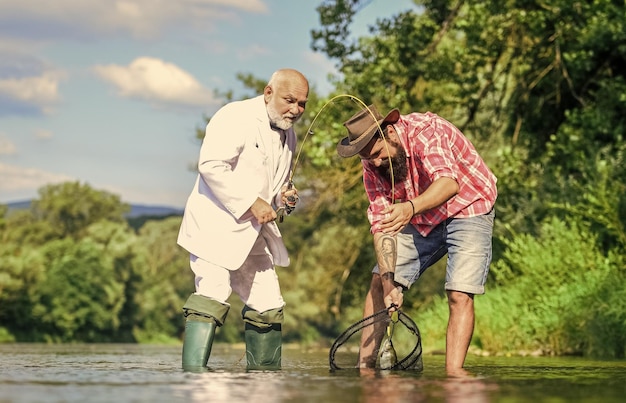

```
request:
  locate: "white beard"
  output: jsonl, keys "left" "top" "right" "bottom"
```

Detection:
{"left": 267, "top": 105, "right": 295, "bottom": 130}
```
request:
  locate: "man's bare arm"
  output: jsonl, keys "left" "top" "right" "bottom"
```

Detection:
{"left": 373, "top": 232, "right": 403, "bottom": 310}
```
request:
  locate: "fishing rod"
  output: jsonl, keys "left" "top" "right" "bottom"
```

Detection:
{"left": 293, "top": 94, "right": 396, "bottom": 196}
{"left": 278, "top": 94, "right": 398, "bottom": 221}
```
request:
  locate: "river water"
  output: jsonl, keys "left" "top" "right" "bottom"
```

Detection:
{"left": 0, "top": 343, "right": 625, "bottom": 402}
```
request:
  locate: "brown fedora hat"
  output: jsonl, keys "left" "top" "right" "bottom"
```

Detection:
{"left": 336, "top": 105, "right": 400, "bottom": 157}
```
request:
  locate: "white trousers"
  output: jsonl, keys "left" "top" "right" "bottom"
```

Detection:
{"left": 190, "top": 234, "right": 285, "bottom": 313}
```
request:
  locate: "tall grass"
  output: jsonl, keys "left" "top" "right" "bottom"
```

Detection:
{"left": 413, "top": 217, "right": 625, "bottom": 358}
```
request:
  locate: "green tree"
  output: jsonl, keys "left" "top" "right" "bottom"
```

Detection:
{"left": 33, "top": 181, "right": 130, "bottom": 239}
{"left": 0, "top": 242, "right": 45, "bottom": 341}
{"left": 30, "top": 237, "right": 125, "bottom": 342}
{"left": 131, "top": 216, "right": 191, "bottom": 343}
{"left": 0, "top": 183, "right": 136, "bottom": 342}
{"left": 310, "top": 0, "right": 626, "bottom": 238}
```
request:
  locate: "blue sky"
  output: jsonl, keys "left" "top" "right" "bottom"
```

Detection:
{"left": 0, "top": 0, "right": 414, "bottom": 208}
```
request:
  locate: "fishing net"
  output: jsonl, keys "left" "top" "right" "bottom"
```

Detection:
{"left": 329, "top": 307, "right": 422, "bottom": 371}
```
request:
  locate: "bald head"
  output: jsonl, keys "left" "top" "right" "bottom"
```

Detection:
{"left": 267, "top": 69, "right": 309, "bottom": 92}
{"left": 264, "top": 68, "right": 309, "bottom": 130}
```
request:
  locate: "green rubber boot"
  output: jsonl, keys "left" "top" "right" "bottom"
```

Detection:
{"left": 242, "top": 305, "right": 284, "bottom": 371}
{"left": 182, "top": 319, "right": 216, "bottom": 372}
{"left": 181, "top": 294, "right": 230, "bottom": 372}
{"left": 245, "top": 323, "right": 282, "bottom": 370}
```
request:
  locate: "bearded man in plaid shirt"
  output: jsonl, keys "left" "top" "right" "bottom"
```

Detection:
{"left": 337, "top": 104, "right": 497, "bottom": 377}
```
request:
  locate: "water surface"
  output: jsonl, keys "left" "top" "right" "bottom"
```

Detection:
{"left": 0, "top": 344, "right": 624, "bottom": 402}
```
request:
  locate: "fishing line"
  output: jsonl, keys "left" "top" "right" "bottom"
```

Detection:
{"left": 289, "top": 94, "right": 396, "bottom": 203}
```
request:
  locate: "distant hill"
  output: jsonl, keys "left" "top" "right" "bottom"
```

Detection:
{"left": 4, "top": 200, "right": 183, "bottom": 219}
{"left": 127, "top": 204, "right": 183, "bottom": 218}
{"left": 4, "top": 200, "right": 32, "bottom": 214}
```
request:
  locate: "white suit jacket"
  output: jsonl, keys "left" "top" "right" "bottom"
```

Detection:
{"left": 177, "top": 95, "right": 295, "bottom": 269}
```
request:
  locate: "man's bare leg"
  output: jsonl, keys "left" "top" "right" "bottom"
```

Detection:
{"left": 357, "top": 275, "right": 386, "bottom": 368}
{"left": 445, "top": 290, "right": 475, "bottom": 377}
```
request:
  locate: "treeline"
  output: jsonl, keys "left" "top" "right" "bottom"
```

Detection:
{"left": 1, "top": 0, "right": 625, "bottom": 357}
{"left": 0, "top": 182, "right": 191, "bottom": 343}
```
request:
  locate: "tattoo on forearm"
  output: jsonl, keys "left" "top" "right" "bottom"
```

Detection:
{"left": 376, "top": 235, "right": 397, "bottom": 274}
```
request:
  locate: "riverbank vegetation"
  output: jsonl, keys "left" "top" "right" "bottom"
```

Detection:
{"left": 1, "top": 0, "right": 624, "bottom": 358}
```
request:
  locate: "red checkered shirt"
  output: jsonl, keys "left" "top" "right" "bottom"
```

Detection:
{"left": 363, "top": 112, "right": 498, "bottom": 236}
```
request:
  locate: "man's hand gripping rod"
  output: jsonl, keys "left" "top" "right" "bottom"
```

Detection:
{"left": 277, "top": 181, "right": 297, "bottom": 223}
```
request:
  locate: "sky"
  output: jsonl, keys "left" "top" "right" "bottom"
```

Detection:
{"left": 0, "top": 0, "right": 415, "bottom": 209}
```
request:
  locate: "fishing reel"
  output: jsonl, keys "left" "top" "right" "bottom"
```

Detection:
{"left": 277, "top": 182, "right": 298, "bottom": 223}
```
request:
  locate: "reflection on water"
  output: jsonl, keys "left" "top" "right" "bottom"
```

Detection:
{"left": 0, "top": 344, "right": 625, "bottom": 402}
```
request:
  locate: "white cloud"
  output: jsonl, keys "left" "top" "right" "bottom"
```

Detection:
{"left": 0, "top": 71, "right": 62, "bottom": 115}
{"left": 93, "top": 57, "right": 219, "bottom": 109}
{"left": 0, "top": 163, "right": 74, "bottom": 194}
{"left": 0, "top": 72, "right": 60, "bottom": 103}
{"left": 0, "top": 0, "right": 269, "bottom": 41}
{"left": 0, "top": 134, "right": 17, "bottom": 155}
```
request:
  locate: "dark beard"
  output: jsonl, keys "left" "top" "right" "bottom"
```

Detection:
{"left": 376, "top": 142, "right": 408, "bottom": 183}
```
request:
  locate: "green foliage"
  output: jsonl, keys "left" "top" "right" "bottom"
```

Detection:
{"left": 0, "top": 183, "right": 190, "bottom": 344}
{"left": 31, "top": 238, "right": 126, "bottom": 342}
{"left": 564, "top": 261, "right": 626, "bottom": 358}
{"left": 130, "top": 217, "right": 191, "bottom": 344}
{"left": 32, "top": 181, "right": 130, "bottom": 239}
{"left": 473, "top": 217, "right": 625, "bottom": 357}
{"left": 491, "top": 218, "right": 602, "bottom": 286}
{"left": 311, "top": 0, "right": 362, "bottom": 61}
{"left": 0, "top": 327, "right": 15, "bottom": 343}
{"left": 0, "top": 243, "right": 46, "bottom": 335}
{"left": 2, "top": 209, "right": 59, "bottom": 245}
